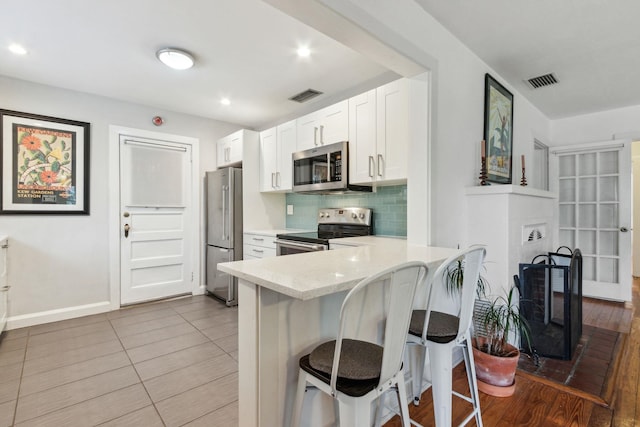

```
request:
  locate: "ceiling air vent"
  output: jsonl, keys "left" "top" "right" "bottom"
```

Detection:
{"left": 289, "top": 89, "right": 323, "bottom": 103}
{"left": 526, "top": 73, "right": 558, "bottom": 89}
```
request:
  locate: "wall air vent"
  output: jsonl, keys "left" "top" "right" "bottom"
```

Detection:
{"left": 289, "top": 89, "right": 323, "bottom": 103}
{"left": 526, "top": 73, "right": 558, "bottom": 89}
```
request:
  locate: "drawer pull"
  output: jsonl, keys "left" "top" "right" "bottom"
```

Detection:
{"left": 252, "top": 249, "right": 264, "bottom": 253}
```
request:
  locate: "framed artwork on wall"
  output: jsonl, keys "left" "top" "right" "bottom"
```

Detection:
{"left": 0, "top": 109, "right": 90, "bottom": 214}
{"left": 483, "top": 73, "right": 514, "bottom": 184}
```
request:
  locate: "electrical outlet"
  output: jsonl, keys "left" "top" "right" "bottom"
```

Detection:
{"left": 287, "top": 205, "right": 294, "bottom": 215}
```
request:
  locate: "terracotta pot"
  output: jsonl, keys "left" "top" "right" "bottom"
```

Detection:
{"left": 472, "top": 340, "right": 519, "bottom": 394}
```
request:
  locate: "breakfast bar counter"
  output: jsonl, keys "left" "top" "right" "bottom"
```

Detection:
{"left": 218, "top": 239, "right": 458, "bottom": 427}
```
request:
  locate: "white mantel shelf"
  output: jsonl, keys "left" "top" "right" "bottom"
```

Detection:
{"left": 465, "top": 184, "right": 557, "bottom": 199}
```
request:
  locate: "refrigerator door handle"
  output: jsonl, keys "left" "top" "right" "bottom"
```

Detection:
{"left": 222, "top": 185, "right": 228, "bottom": 240}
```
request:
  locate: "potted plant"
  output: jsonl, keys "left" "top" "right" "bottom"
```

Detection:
{"left": 471, "top": 284, "right": 531, "bottom": 397}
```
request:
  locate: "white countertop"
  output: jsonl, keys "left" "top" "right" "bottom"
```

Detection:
{"left": 243, "top": 228, "right": 310, "bottom": 236}
{"left": 218, "top": 238, "right": 457, "bottom": 300}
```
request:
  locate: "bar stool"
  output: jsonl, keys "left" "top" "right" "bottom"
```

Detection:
{"left": 407, "top": 246, "right": 486, "bottom": 427}
{"left": 291, "top": 261, "right": 428, "bottom": 427}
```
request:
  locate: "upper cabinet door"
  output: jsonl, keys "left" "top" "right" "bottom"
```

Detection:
{"left": 227, "top": 131, "right": 243, "bottom": 165}
{"left": 259, "top": 128, "right": 277, "bottom": 192}
{"left": 217, "top": 130, "right": 244, "bottom": 167}
{"left": 348, "top": 90, "right": 377, "bottom": 185}
{"left": 296, "top": 100, "right": 348, "bottom": 151}
{"left": 318, "top": 100, "right": 349, "bottom": 146}
{"left": 216, "top": 134, "right": 230, "bottom": 167}
{"left": 259, "top": 121, "right": 296, "bottom": 193}
{"left": 276, "top": 120, "right": 296, "bottom": 191}
{"left": 296, "top": 112, "right": 319, "bottom": 151}
{"left": 376, "top": 79, "right": 409, "bottom": 183}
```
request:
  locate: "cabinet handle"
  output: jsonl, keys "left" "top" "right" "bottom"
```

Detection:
{"left": 368, "top": 156, "right": 375, "bottom": 178}
{"left": 271, "top": 172, "right": 275, "bottom": 189}
{"left": 377, "top": 154, "right": 384, "bottom": 177}
{"left": 252, "top": 237, "right": 264, "bottom": 242}
{"left": 252, "top": 249, "right": 264, "bottom": 253}
{"left": 314, "top": 127, "right": 318, "bottom": 146}
{"left": 319, "top": 125, "right": 324, "bottom": 145}
{"left": 276, "top": 172, "right": 281, "bottom": 187}
{"left": 0, "top": 285, "right": 9, "bottom": 291}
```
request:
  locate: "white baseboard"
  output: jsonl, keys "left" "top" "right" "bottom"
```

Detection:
{"left": 6, "top": 301, "right": 112, "bottom": 330}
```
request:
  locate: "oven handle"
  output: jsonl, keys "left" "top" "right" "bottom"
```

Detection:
{"left": 275, "top": 239, "right": 327, "bottom": 251}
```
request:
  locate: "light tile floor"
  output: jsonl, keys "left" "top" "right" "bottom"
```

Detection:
{"left": 0, "top": 295, "right": 239, "bottom": 427}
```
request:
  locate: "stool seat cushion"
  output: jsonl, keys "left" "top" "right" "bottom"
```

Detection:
{"left": 308, "top": 339, "right": 383, "bottom": 380}
{"left": 299, "top": 354, "right": 380, "bottom": 397}
{"left": 409, "top": 310, "right": 459, "bottom": 344}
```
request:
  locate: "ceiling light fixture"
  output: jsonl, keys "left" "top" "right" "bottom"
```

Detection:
{"left": 297, "top": 46, "right": 311, "bottom": 58}
{"left": 8, "top": 44, "right": 27, "bottom": 55}
{"left": 156, "top": 48, "right": 194, "bottom": 70}
{"left": 220, "top": 98, "right": 231, "bottom": 106}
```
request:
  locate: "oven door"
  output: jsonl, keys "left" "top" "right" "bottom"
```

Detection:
{"left": 275, "top": 239, "right": 328, "bottom": 256}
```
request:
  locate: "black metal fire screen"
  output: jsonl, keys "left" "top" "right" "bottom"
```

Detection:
{"left": 518, "top": 248, "right": 582, "bottom": 360}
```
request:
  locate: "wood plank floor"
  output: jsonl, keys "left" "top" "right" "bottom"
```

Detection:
{"left": 386, "top": 278, "right": 640, "bottom": 427}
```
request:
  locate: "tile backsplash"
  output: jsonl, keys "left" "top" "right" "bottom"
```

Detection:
{"left": 285, "top": 185, "right": 407, "bottom": 236}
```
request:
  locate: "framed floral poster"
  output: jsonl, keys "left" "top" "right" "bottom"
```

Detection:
{"left": 0, "top": 110, "right": 90, "bottom": 214}
{"left": 483, "top": 74, "right": 514, "bottom": 184}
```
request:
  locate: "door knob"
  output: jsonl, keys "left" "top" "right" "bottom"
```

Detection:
{"left": 124, "top": 224, "right": 131, "bottom": 238}
{"left": 620, "top": 227, "right": 630, "bottom": 232}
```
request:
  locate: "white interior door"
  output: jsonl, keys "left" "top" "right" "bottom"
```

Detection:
{"left": 551, "top": 140, "right": 632, "bottom": 301}
{"left": 120, "top": 136, "right": 193, "bottom": 305}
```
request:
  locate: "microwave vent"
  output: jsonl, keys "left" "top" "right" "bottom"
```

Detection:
{"left": 289, "top": 89, "right": 323, "bottom": 103}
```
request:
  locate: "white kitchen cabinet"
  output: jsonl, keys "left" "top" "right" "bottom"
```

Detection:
{"left": 218, "top": 129, "right": 257, "bottom": 168}
{"left": 260, "top": 120, "right": 296, "bottom": 192}
{"left": 348, "top": 89, "right": 377, "bottom": 184}
{"left": 296, "top": 100, "right": 348, "bottom": 151}
{"left": 349, "top": 78, "right": 409, "bottom": 185}
{"left": 243, "top": 232, "right": 277, "bottom": 259}
{"left": 0, "top": 236, "right": 8, "bottom": 334}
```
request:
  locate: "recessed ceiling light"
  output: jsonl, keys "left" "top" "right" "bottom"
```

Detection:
{"left": 156, "top": 48, "right": 194, "bottom": 70}
{"left": 220, "top": 98, "right": 231, "bottom": 106}
{"left": 8, "top": 44, "right": 27, "bottom": 55}
{"left": 297, "top": 46, "right": 311, "bottom": 58}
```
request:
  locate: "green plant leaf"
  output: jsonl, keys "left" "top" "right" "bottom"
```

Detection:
{"left": 51, "top": 161, "right": 60, "bottom": 172}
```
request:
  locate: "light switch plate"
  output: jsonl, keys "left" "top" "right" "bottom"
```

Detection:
{"left": 287, "top": 205, "right": 294, "bottom": 215}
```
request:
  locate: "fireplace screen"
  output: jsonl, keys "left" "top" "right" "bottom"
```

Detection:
{"left": 519, "top": 248, "right": 582, "bottom": 360}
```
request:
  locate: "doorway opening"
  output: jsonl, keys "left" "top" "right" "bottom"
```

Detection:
{"left": 108, "top": 126, "right": 201, "bottom": 309}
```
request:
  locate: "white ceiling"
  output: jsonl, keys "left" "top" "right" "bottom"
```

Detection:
{"left": 0, "top": 0, "right": 391, "bottom": 129}
{"left": 415, "top": 0, "right": 640, "bottom": 119}
{"left": 3, "top": 1, "right": 639, "bottom": 128}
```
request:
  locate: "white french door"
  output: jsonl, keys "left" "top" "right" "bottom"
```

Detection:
{"left": 119, "top": 136, "right": 193, "bottom": 305}
{"left": 550, "top": 140, "right": 632, "bottom": 302}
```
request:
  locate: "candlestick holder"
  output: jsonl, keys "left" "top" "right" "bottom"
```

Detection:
{"left": 520, "top": 167, "right": 527, "bottom": 186}
{"left": 479, "top": 157, "right": 489, "bottom": 186}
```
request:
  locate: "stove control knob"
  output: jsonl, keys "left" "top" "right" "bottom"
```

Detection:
{"left": 352, "top": 213, "right": 357, "bottom": 219}
{"left": 359, "top": 213, "right": 365, "bottom": 219}
{"left": 319, "top": 212, "right": 325, "bottom": 218}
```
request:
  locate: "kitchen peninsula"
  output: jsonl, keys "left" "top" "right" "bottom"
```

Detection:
{"left": 218, "top": 237, "right": 458, "bottom": 426}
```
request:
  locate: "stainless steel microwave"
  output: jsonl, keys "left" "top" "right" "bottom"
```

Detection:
{"left": 291, "top": 141, "right": 371, "bottom": 194}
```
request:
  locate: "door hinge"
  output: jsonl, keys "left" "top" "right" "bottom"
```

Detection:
{"left": 191, "top": 272, "right": 194, "bottom": 282}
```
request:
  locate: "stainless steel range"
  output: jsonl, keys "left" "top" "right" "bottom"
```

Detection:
{"left": 275, "top": 207, "right": 373, "bottom": 256}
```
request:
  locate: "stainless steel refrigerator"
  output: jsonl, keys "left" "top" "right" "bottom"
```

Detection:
{"left": 206, "top": 168, "right": 242, "bottom": 306}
